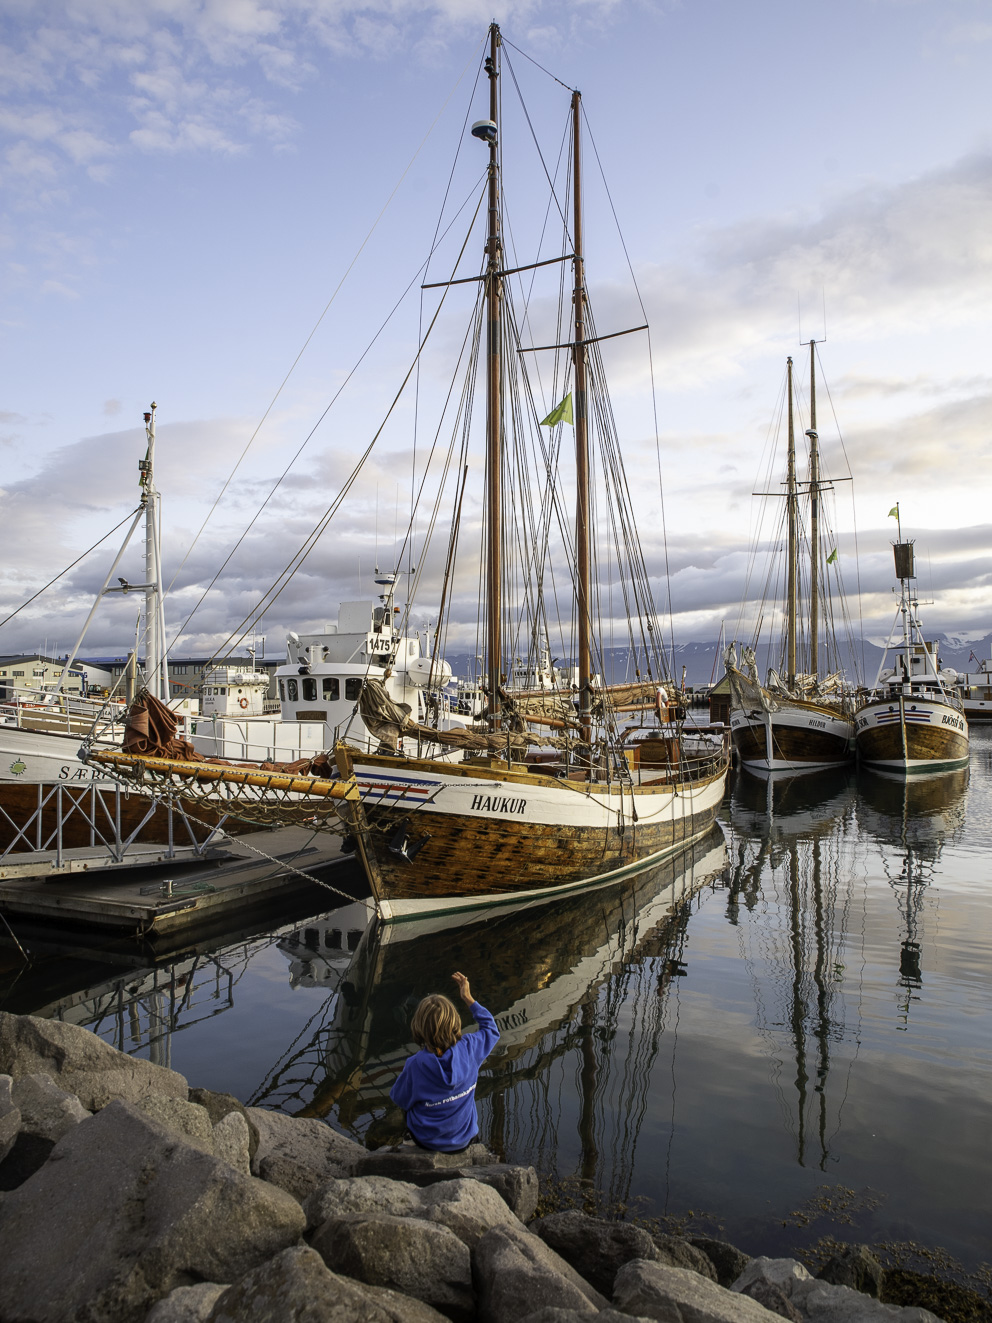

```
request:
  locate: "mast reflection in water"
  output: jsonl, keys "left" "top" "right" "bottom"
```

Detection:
{"left": 725, "top": 768, "right": 857, "bottom": 1172}
{"left": 253, "top": 830, "right": 728, "bottom": 1209}
{"left": 4, "top": 734, "right": 992, "bottom": 1271}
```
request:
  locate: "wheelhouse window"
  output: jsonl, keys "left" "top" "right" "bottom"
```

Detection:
{"left": 302, "top": 677, "right": 317, "bottom": 702}
{"left": 322, "top": 678, "right": 339, "bottom": 700}
{"left": 345, "top": 678, "right": 362, "bottom": 701}
{"left": 287, "top": 678, "right": 299, "bottom": 701}
{"left": 278, "top": 680, "right": 286, "bottom": 701}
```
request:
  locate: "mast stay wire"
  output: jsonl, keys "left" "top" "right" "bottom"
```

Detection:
{"left": 170, "top": 175, "right": 487, "bottom": 668}
{"left": 0, "top": 509, "right": 139, "bottom": 631}
{"left": 580, "top": 107, "right": 679, "bottom": 672}
{"left": 199, "top": 192, "right": 488, "bottom": 669}
{"left": 163, "top": 33, "right": 487, "bottom": 608}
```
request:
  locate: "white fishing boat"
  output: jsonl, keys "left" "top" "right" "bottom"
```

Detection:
{"left": 854, "top": 508, "right": 969, "bottom": 774}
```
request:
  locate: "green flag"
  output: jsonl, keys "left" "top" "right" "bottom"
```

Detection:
{"left": 888, "top": 505, "right": 899, "bottom": 518}
{"left": 826, "top": 547, "right": 838, "bottom": 565}
{"left": 540, "top": 392, "right": 573, "bottom": 427}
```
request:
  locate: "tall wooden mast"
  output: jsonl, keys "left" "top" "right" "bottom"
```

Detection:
{"left": 571, "top": 89, "right": 593, "bottom": 745}
{"left": 484, "top": 24, "right": 503, "bottom": 728}
{"left": 785, "top": 358, "right": 797, "bottom": 684}
{"left": 807, "top": 341, "right": 820, "bottom": 676}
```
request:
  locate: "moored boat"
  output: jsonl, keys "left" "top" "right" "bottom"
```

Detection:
{"left": 854, "top": 510, "right": 969, "bottom": 774}
{"left": 86, "top": 24, "right": 730, "bottom": 920}
{"left": 727, "top": 347, "right": 857, "bottom": 773}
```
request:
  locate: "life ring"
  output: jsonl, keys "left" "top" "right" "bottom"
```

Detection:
{"left": 238, "top": 697, "right": 249, "bottom": 710}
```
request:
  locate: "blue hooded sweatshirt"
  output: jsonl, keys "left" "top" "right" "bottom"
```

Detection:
{"left": 390, "top": 1001, "right": 499, "bottom": 1151}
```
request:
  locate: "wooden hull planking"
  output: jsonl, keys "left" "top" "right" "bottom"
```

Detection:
{"left": 731, "top": 701, "right": 854, "bottom": 772}
{"left": 349, "top": 750, "right": 728, "bottom": 919}
{"left": 855, "top": 696, "right": 969, "bottom": 772}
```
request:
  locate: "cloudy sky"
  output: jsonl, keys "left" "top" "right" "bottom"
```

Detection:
{"left": 2, "top": 0, "right": 991, "bottom": 668}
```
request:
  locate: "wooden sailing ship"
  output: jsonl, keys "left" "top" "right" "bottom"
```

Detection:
{"left": 87, "top": 24, "right": 729, "bottom": 920}
{"left": 854, "top": 509, "right": 969, "bottom": 774}
{"left": 727, "top": 346, "right": 856, "bottom": 773}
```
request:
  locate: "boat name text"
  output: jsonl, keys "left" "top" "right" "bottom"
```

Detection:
{"left": 470, "top": 793, "right": 527, "bottom": 815}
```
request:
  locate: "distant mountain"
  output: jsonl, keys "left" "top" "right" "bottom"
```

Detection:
{"left": 440, "top": 632, "right": 992, "bottom": 691}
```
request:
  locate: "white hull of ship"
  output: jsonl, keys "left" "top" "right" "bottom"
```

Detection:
{"left": 0, "top": 726, "right": 118, "bottom": 788}
{"left": 730, "top": 703, "right": 855, "bottom": 773}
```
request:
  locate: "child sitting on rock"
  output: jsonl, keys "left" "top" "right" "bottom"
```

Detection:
{"left": 390, "top": 971, "right": 499, "bottom": 1153}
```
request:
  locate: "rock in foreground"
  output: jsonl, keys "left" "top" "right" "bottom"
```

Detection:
{"left": 0, "top": 1099, "right": 305, "bottom": 1323}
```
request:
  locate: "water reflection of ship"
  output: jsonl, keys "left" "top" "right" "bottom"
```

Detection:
{"left": 0, "top": 886, "right": 355, "bottom": 1066}
{"left": 725, "top": 766, "right": 857, "bottom": 1170}
{"left": 856, "top": 766, "right": 969, "bottom": 1011}
{"left": 257, "top": 829, "right": 728, "bottom": 1195}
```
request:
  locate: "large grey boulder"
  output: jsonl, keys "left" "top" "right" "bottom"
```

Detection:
{"left": 733, "top": 1258, "right": 813, "bottom": 1297}
{"left": 531, "top": 1210, "right": 660, "bottom": 1297}
{"left": 732, "top": 1258, "right": 943, "bottom": 1323}
{"left": 0, "top": 1073, "right": 21, "bottom": 1164}
{"left": 189, "top": 1088, "right": 260, "bottom": 1163}
{"left": 367, "top": 1159, "right": 540, "bottom": 1220}
{"left": 205, "top": 1245, "right": 388, "bottom": 1322}
{"left": 615, "top": 1260, "right": 784, "bottom": 1323}
{"left": 306, "top": 1174, "right": 422, "bottom": 1228}
{"left": 690, "top": 1236, "right": 752, "bottom": 1288}
{"left": 519, "top": 1312, "right": 654, "bottom": 1323}
{"left": 816, "top": 1245, "right": 884, "bottom": 1298}
{"left": 419, "top": 1175, "right": 520, "bottom": 1247}
{"left": 474, "top": 1220, "right": 609, "bottom": 1323}
{"left": 650, "top": 1234, "right": 719, "bottom": 1282}
{"left": 310, "top": 1212, "right": 474, "bottom": 1321}
{"left": 355, "top": 1140, "right": 496, "bottom": 1178}
{"left": 247, "top": 1106, "right": 365, "bottom": 1201}
{"left": 1, "top": 1073, "right": 91, "bottom": 1190}
{"left": 791, "top": 1278, "right": 941, "bottom": 1323}
{"left": 145, "top": 1283, "right": 228, "bottom": 1322}
{"left": 134, "top": 1094, "right": 215, "bottom": 1152}
{"left": 0, "top": 1099, "right": 305, "bottom": 1323}
{"left": 11, "top": 1072, "right": 90, "bottom": 1142}
{"left": 0, "top": 1011, "right": 187, "bottom": 1110}
{"left": 211, "top": 1111, "right": 251, "bottom": 1177}
{"left": 359, "top": 1280, "right": 453, "bottom": 1322}
{"left": 307, "top": 1173, "right": 519, "bottom": 1247}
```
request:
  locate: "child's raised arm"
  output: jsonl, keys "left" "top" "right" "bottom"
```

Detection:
{"left": 452, "top": 971, "right": 473, "bottom": 1006}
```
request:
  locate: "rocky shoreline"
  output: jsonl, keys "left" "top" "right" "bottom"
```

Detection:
{"left": 0, "top": 1010, "right": 955, "bottom": 1323}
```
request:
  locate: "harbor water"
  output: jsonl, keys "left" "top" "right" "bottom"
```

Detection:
{"left": 2, "top": 729, "right": 991, "bottom": 1274}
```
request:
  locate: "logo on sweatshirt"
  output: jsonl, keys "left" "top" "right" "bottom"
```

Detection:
{"left": 423, "top": 1084, "right": 476, "bottom": 1108}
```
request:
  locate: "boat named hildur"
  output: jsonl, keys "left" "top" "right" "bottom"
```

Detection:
{"left": 85, "top": 24, "right": 729, "bottom": 921}
{"left": 726, "top": 346, "right": 857, "bottom": 773}
{"left": 854, "top": 507, "right": 969, "bottom": 774}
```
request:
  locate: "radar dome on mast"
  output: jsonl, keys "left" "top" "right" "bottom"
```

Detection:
{"left": 471, "top": 119, "right": 497, "bottom": 144}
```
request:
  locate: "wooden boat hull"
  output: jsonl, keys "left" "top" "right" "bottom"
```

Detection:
{"left": 855, "top": 695, "right": 969, "bottom": 773}
{"left": 731, "top": 700, "right": 854, "bottom": 772}
{"left": 349, "top": 749, "right": 728, "bottom": 920}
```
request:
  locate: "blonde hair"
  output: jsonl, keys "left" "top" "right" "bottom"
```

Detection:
{"left": 411, "top": 994, "right": 462, "bottom": 1055}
